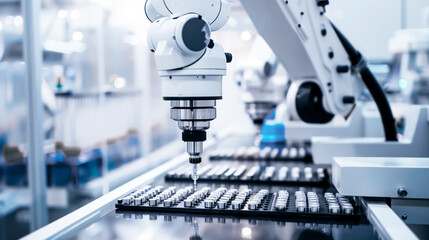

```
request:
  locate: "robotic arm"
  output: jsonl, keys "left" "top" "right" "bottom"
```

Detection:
{"left": 235, "top": 36, "right": 288, "bottom": 126}
{"left": 241, "top": 0, "right": 363, "bottom": 124}
{"left": 240, "top": 0, "right": 397, "bottom": 140}
{"left": 145, "top": 0, "right": 231, "bottom": 187}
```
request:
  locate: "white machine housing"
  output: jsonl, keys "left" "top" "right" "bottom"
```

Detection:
{"left": 145, "top": 0, "right": 231, "bottom": 164}
{"left": 146, "top": 0, "right": 231, "bottom": 99}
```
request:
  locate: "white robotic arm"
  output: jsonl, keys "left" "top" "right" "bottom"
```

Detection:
{"left": 241, "top": 0, "right": 363, "bottom": 124}
{"left": 240, "top": 0, "right": 397, "bottom": 141}
{"left": 235, "top": 36, "right": 288, "bottom": 125}
{"left": 145, "top": 0, "right": 231, "bottom": 187}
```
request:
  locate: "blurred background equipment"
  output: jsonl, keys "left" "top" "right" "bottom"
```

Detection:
{"left": 234, "top": 35, "right": 288, "bottom": 127}
{"left": 387, "top": 25, "right": 429, "bottom": 104}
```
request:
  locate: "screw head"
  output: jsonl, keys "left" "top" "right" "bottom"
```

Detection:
{"left": 402, "top": 214, "right": 407, "bottom": 220}
{"left": 398, "top": 187, "right": 408, "bottom": 197}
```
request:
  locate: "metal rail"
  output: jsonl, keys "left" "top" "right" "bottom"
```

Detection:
{"left": 363, "top": 199, "right": 418, "bottom": 240}
{"left": 22, "top": 0, "right": 48, "bottom": 230}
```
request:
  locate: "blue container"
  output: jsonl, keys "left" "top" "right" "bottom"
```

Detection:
{"left": 106, "top": 140, "right": 123, "bottom": 170}
{"left": 124, "top": 133, "right": 141, "bottom": 162}
{"left": 259, "top": 120, "right": 286, "bottom": 146}
{"left": 0, "top": 134, "right": 7, "bottom": 152}
{"left": 47, "top": 149, "right": 102, "bottom": 187}
{"left": 71, "top": 149, "right": 102, "bottom": 186}
{"left": 0, "top": 134, "right": 6, "bottom": 185}
{"left": 0, "top": 156, "right": 3, "bottom": 185}
{"left": 3, "top": 159, "right": 27, "bottom": 187}
{"left": 47, "top": 152, "right": 71, "bottom": 187}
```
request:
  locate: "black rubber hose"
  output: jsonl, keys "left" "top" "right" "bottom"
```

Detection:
{"left": 331, "top": 23, "right": 398, "bottom": 141}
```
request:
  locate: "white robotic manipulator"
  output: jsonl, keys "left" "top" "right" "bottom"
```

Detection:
{"left": 145, "top": 0, "right": 398, "bottom": 173}
{"left": 235, "top": 35, "right": 288, "bottom": 125}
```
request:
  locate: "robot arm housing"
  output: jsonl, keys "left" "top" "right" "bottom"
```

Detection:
{"left": 241, "top": 0, "right": 363, "bottom": 123}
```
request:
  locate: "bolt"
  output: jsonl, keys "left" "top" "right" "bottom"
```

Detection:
{"left": 397, "top": 187, "right": 408, "bottom": 197}
{"left": 342, "top": 96, "right": 355, "bottom": 104}
{"left": 336, "top": 65, "right": 350, "bottom": 73}
{"left": 402, "top": 214, "right": 407, "bottom": 220}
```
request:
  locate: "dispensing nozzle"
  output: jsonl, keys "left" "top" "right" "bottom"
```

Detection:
{"left": 191, "top": 164, "right": 199, "bottom": 192}
{"left": 169, "top": 100, "right": 215, "bottom": 191}
{"left": 187, "top": 141, "right": 203, "bottom": 191}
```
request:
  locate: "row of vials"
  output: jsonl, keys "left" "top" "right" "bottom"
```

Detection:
{"left": 209, "top": 146, "right": 308, "bottom": 160}
{"left": 167, "top": 164, "right": 326, "bottom": 181}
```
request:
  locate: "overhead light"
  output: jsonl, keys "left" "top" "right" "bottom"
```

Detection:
{"left": 57, "top": 10, "right": 68, "bottom": 19}
{"left": 72, "top": 31, "right": 83, "bottom": 42}
{"left": 241, "top": 31, "right": 252, "bottom": 41}
{"left": 13, "top": 16, "right": 23, "bottom": 26}
{"left": 113, "top": 76, "right": 127, "bottom": 89}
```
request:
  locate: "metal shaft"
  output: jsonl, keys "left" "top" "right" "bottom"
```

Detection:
{"left": 169, "top": 100, "right": 217, "bottom": 190}
{"left": 187, "top": 141, "right": 203, "bottom": 159}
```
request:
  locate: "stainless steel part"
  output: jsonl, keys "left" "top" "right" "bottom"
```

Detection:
{"left": 187, "top": 141, "right": 203, "bottom": 159}
{"left": 170, "top": 100, "right": 218, "bottom": 188}
{"left": 170, "top": 100, "right": 217, "bottom": 158}
{"left": 170, "top": 100, "right": 216, "bottom": 130}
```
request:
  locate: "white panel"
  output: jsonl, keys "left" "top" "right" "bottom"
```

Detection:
{"left": 333, "top": 157, "right": 429, "bottom": 199}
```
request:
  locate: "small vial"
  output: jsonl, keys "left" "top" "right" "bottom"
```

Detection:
{"left": 134, "top": 198, "right": 142, "bottom": 206}
{"left": 184, "top": 199, "right": 193, "bottom": 208}
{"left": 122, "top": 197, "right": 131, "bottom": 205}
{"left": 232, "top": 200, "right": 242, "bottom": 210}
{"left": 217, "top": 201, "right": 227, "bottom": 209}
{"left": 296, "top": 204, "right": 306, "bottom": 212}
{"left": 275, "top": 204, "right": 286, "bottom": 211}
{"left": 342, "top": 205, "right": 354, "bottom": 214}
{"left": 149, "top": 198, "right": 158, "bottom": 206}
{"left": 329, "top": 204, "right": 340, "bottom": 214}
{"left": 164, "top": 199, "right": 172, "bottom": 207}
{"left": 309, "top": 204, "right": 319, "bottom": 213}
{"left": 248, "top": 201, "right": 258, "bottom": 210}
{"left": 204, "top": 199, "right": 215, "bottom": 208}
{"left": 278, "top": 167, "right": 288, "bottom": 180}
{"left": 291, "top": 167, "right": 300, "bottom": 180}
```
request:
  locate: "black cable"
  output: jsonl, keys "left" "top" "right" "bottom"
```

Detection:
{"left": 331, "top": 23, "right": 398, "bottom": 141}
